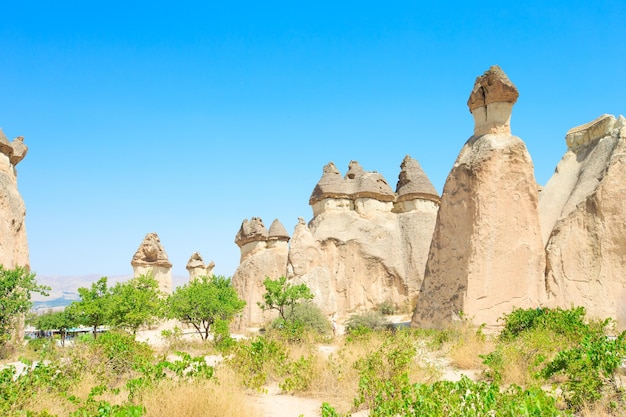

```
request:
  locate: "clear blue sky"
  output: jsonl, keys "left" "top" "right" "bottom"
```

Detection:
{"left": 1, "top": 1, "right": 624, "bottom": 287}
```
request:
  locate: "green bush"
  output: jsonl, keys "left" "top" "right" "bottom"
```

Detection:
{"left": 227, "top": 335, "right": 288, "bottom": 389}
{"left": 269, "top": 300, "right": 332, "bottom": 341}
{"left": 499, "top": 306, "right": 599, "bottom": 342}
{"left": 352, "top": 330, "right": 416, "bottom": 411}
{"left": 89, "top": 331, "right": 154, "bottom": 376}
{"left": 378, "top": 300, "right": 396, "bottom": 316}
{"left": 482, "top": 306, "right": 626, "bottom": 412}
{"left": 541, "top": 332, "right": 626, "bottom": 409}
{"left": 345, "top": 311, "right": 391, "bottom": 336}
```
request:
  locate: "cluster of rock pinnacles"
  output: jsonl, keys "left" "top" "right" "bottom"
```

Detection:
{"left": 2, "top": 65, "right": 624, "bottom": 332}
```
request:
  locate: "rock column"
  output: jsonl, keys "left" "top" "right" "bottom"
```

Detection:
{"left": 131, "top": 232, "right": 173, "bottom": 295}
{"left": 0, "top": 130, "right": 29, "bottom": 269}
{"left": 411, "top": 66, "right": 546, "bottom": 329}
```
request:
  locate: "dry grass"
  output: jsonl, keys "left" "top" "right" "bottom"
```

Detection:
{"left": 142, "top": 366, "right": 261, "bottom": 417}
{"left": 448, "top": 328, "right": 494, "bottom": 370}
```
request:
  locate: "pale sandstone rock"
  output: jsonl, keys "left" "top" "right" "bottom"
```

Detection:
{"left": 541, "top": 114, "right": 626, "bottom": 328}
{"left": 131, "top": 232, "right": 172, "bottom": 294}
{"left": 0, "top": 128, "right": 29, "bottom": 270}
{"left": 233, "top": 157, "right": 439, "bottom": 327}
{"left": 412, "top": 66, "right": 545, "bottom": 329}
{"left": 232, "top": 218, "right": 289, "bottom": 328}
{"left": 467, "top": 65, "right": 519, "bottom": 137}
{"left": 289, "top": 159, "right": 438, "bottom": 319}
{"left": 185, "top": 252, "right": 215, "bottom": 281}
{"left": 310, "top": 161, "right": 395, "bottom": 217}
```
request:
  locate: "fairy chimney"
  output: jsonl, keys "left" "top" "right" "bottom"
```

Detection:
{"left": 131, "top": 232, "right": 173, "bottom": 294}
{"left": 0, "top": 129, "right": 29, "bottom": 270}
{"left": 186, "top": 252, "right": 215, "bottom": 281}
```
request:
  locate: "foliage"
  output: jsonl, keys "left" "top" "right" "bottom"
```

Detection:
{"left": 66, "top": 277, "right": 112, "bottom": 338}
{"left": 108, "top": 274, "right": 165, "bottom": 333}
{"left": 482, "top": 306, "right": 626, "bottom": 412}
{"left": 26, "top": 337, "right": 57, "bottom": 360}
{"left": 258, "top": 276, "right": 313, "bottom": 321}
{"left": 541, "top": 332, "right": 626, "bottom": 409}
{"left": 499, "top": 306, "right": 598, "bottom": 342}
{"left": 227, "top": 335, "right": 288, "bottom": 389}
{"left": 32, "top": 310, "right": 75, "bottom": 346}
{"left": 167, "top": 275, "right": 245, "bottom": 341}
{"left": 0, "top": 360, "right": 73, "bottom": 416}
{"left": 269, "top": 300, "right": 332, "bottom": 342}
{"left": 378, "top": 300, "right": 396, "bottom": 316}
{"left": 321, "top": 376, "right": 568, "bottom": 417}
{"left": 88, "top": 331, "right": 154, "bottom": 377}
{"left": 0, "top": 265, "right": 50, "bottom": 352}
{"left": 344, "top": 311, "right": 391, "bottom": 336}
{"left": 352, "top": 330, "right": 416, "bottom": 411}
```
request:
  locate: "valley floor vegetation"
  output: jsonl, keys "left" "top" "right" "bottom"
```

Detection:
{"left": 1, "top": 269, "right": 625, "bottom": 416}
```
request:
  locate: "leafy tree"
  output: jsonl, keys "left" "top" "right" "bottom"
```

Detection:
{"left": 168, "top": 275, "right": 245, "bottom": 340}
{"left": 0, "top": 265, "right": 49, "bottom": 350}
{"left": 108, "top": 274, "right": 165, "bottom": 333}
{"left": 66, "top": 276, "right": 112, "bottom": 339}
{"left": 33, "top": 310, "right": 75, "bottom": 346}
{"left": 258, "top": 276, "right": 313, "bottom": 321}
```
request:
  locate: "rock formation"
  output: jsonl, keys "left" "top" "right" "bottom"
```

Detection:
{"left": 131, "top": 232, "right": 173, "bottom": 294}
{"left": 540, "top": 114, "right": 626, "bottom": 328}
{"left": 233, "top": 156, "right": 439, "bottom": 328}
{"left": 0, "top": 129, "right": 29, "bottom": 270}
{"left": 231, "top": 218, "right": 290, "bottom": 328}
{"left": 411, "top": 66, "right": 546, "bottom": 329}
{"left": 186, "top": 252, "right": 215, "bottom": 281}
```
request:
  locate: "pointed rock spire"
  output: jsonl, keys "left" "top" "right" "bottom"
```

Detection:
{"left": 268, "top": 219, "right": 290, "bottom": 242}
{"left": 396, "top": 155, "right": 439, "bottom": 203}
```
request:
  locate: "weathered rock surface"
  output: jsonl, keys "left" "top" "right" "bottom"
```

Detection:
{"left": 131, "top": 232, "right": 172, "bottom": 294}
{"left": 541, "top": 114, "right": 626, "bottom": 328}
{"left": 232, "top": 218, "right": 290, "bottom": 328}
{"left": 0, "top": 129, "right": 29, "bottom": 270}
{"left": 467, "top": 65, "right": 519, "bottom": 137}
{"left": 411, "top": 66, "right": 545, "bottom": 329}
{"left": 233, "top": 156, "right": 439, "bottom": 327}
{"left": 186, "top": 252, "right": 215, "bottom": 280}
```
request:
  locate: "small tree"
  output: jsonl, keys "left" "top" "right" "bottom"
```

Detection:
{"left": 168, "top": 275, "right": 245, "bottom": 340}
{"left": 108, "top": 274, "right": 165, "bottom": 333}
{"left": 258, "top": 276, "right": 313, "bottom": 321}
{"left": 33, "top": 310, "right": 75, "bottom": 346}
{"left": 66, "top": 277, "right": 111, "bottom": 339}
{"left": 0, "top": 265, "right": 49, "bottom": 351}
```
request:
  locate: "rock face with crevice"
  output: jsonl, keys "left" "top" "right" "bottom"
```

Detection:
{"left": 411, "top": 66, "right": 546, "bottom": 329}
{"left": 0, "top": 129, "right": 29, "bottom": 270}
{"left": 233, "top": 157, "right": 439, "bottom": 328}
{"left": 131, "top": 232, "right": 173, "bottom": 294}
{"left": 540, "top": 114, "right": 626, "bottom": 328}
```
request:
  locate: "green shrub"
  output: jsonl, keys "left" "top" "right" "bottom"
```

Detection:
{"left": 269, "top": 300, "right": 332, "bottom": 342}
{"left": 345, "top": 311, "right": 391, "bottom": 336}
{"left": 322, "top": 376, "right": 568, "bottom": 417}
{"left": 541, "top": 332, "right": 626, "bottom": 409}
{"left": 378, "top": 300, "right": 396, "bottom": 316}
{"left": 227, "top": 335, "right": 288, "bottom": 389}
{"left": 352, "top": 330, "right": 416, "bottom": 411}
{"left": 89, "top": 331, "right": 153, "bottom": 376}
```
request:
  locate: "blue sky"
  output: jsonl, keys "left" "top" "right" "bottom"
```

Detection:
{"left": 1, "top": 1, "right": 624, "bottom": 287}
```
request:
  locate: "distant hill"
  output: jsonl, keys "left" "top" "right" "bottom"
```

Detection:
{"left": 31, "top": 274, "right": 188, "bottom": 308}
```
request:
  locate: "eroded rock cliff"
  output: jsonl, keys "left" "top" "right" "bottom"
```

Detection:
{"left": 541, "top": 114, "right": 626, "bottom": 327}
{"left": 0, "top": 129, "right": 29, "bottom": 269}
